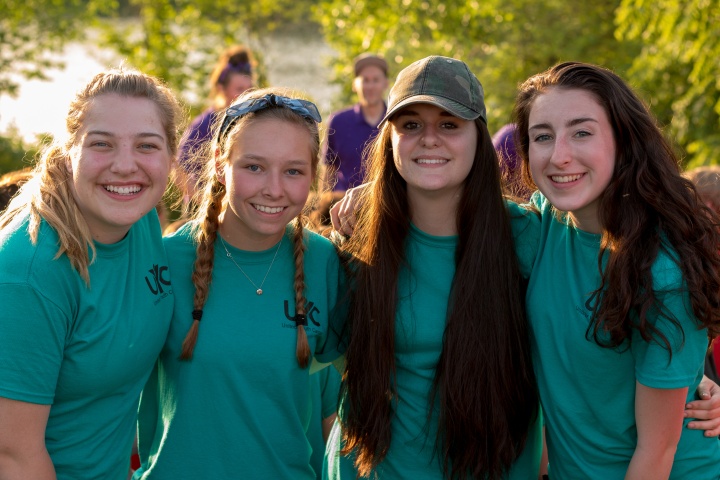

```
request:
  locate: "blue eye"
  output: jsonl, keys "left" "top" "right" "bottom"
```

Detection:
{"left": 247, "top": 165, "right": 261, "bottom": 172}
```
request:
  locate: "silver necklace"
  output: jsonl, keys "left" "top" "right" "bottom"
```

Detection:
{"left": 219, "top": 236, "right": 283, "bottom": 295}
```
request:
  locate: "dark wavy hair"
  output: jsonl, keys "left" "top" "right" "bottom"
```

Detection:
{"left": 512, "top": 61, "right": 720, "bottom": 351}
{"left": 339, "top": 115, "right": 539, "bottom": 479}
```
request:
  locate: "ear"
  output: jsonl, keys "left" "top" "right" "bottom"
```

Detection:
{"left": 214, "top": 148, "right": 225, "bottom": 185}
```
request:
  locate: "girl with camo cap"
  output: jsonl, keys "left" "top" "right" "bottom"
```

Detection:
{"left": 324, "top": 55, "right": 543, "bottom": 479}
{"left": 134, "top": 87, "right": 343, "bottom": 479}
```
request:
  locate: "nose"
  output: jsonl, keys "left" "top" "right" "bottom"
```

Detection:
{"left": 262, "top": 171, "right": 283, "bottom": 198}
{"left": 110, "top": 143, "right": 140, "bottom": 175}
{"left": 421, "top": 124, "right": 440, "bottom": 148}
{"left": 549, "top": 136, "right": 572, "bottom": 168}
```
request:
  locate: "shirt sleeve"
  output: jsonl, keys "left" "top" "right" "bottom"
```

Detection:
{"left": 632, "top": 256, "right": 707, "bottom": 389}
{"left": 505, "top": 199, "right": 541, "bottom": 279}
{"left": 315, "top": 255, "right": 350, "bottom": 364}
{"left": 0, "top": 283, "right": 68, "bottom": 404}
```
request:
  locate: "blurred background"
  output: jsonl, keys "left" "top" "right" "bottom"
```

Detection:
{"left": 1, "top": 0, "right": 718, "bottom": 175}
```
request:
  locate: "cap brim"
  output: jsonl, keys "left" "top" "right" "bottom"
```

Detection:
{"left": 379, "top": 95, "right": 481, "bottom": 126}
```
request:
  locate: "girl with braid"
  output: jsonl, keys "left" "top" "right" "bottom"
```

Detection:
{"left": 134, "top": 87, "right": 343, "bottom": 479}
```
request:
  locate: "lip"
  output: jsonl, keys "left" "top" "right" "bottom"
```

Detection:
{"left": 101, "top": 183, "right": 145, "bottom": 197}
{"left": 549, "top": 173, "right": 585, "bottom": 185}
{"left": 414, "top": 157, "right": 449, "bottom": 166}
{"left": 252, "top": 203, "right": 286, "bottom": 215}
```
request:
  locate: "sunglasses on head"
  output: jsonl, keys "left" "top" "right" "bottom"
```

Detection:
{"left": 217, "top": 94, "right": 322, "bottom": 142}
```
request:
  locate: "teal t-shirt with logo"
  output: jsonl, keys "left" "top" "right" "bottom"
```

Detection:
{"left": 527, "top": 192, "right": 720, "bottom": 479}
{"left": 135, "top": 223, "right": 342, "bottom": 479}
{"left": 0, "top": 210, "right": 173, "bottom": 480}
{"left": 324, "top": 223, "right": 543, "bottom": 479}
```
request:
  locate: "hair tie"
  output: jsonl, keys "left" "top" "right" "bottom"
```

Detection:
{"left": 218, "top": 62, "right": 252, "bottom": 84}
{"left": 294, "top": 314, "right": 307, "bottom": 327}
{"left": 192, "top": 309, "right": 204, "bottom": 322}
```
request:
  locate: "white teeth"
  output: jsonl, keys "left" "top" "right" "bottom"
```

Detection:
{"left": 254, "top": 204, "right": 284, "bottom": 214}
{"left": 104, "top": 185, "right": 141, "bottom": 195}
{"left": 416, "top": 158, "right": 447, "bottom": 164}
{"left": 551, "top": 174, "right": 583, "bottom": 183}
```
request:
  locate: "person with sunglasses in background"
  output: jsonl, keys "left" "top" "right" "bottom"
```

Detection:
{"left": 133, "top": 88, "right": 344, "bottom": 479}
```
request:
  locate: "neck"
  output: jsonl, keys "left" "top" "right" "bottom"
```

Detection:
{"left": 361, "top": 102, "right": 385, "bottom": 126}
{"left": 407, "top": 188, "right": 461, "bottom": 236}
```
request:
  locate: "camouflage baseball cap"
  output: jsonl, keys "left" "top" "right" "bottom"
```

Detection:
{"left": 380, "top": 56, "right": 486, "bottom": 125}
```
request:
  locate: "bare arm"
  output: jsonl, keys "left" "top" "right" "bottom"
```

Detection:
{"left": 0, "top": 397, "right": 55, "bottom": 480}
{"left": 625, "top": 383, "right": 687, "bottom": 480}
{"left": 684, "top": 374, "right": 720, "bottom": 436}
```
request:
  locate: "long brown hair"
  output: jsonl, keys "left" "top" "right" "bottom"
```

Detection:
{"left": 179, "top": 87, "right": 321, "bottom": 368}
{"left": 339, "top": 117, "right": 539, "bottom": 479}
{"left": 513, "top": 61, "right": 720, "bottom": 351}
{"left": 0, "top": 68, "right": 182, "bottom": 284}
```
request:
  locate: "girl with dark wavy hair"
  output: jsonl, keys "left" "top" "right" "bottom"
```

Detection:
{"left": 325, "top": 56, "right": 543, "bottom": 480}
{"left": 134, "top": 87, "right": 342, "bottom": 479}
{"left": 513, "top": 61, "right": 720, "bottom": 478}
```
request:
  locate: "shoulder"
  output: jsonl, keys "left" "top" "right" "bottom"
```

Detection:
{"left": 303, "top": 228, "right": 338, "bottom": 257}
{"left": 163, "top": 221, "right": 197, "bottom": 253}
{"left": 328, "top": 105, "right": 359, "bottom": 125}
{"left": 651, "top": 243, "right": 683, "bottom": 290}
{"left": 1, "top": 213, "right": 68, "bottom": 280}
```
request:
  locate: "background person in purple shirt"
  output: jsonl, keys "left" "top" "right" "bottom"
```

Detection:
{"left": 322, "top": 53, "right": 389, "bottom": 191}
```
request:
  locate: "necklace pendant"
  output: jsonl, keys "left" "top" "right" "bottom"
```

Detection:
{"left": 256, "top": 289, "right": 263, "bottom": 295}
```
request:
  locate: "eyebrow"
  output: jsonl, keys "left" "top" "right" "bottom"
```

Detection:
{"left": 86, "top": 130, "right": 165, "bottom": 140}
{"left": 240, "top": 154, "right": 311, "bottom": 165}
{"left": 529, "top": 117, "right": 598, "bottom": 131}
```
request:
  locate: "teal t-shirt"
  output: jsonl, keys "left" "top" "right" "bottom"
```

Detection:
{"left": 527, "top": 193, "right": 720, "bottom": 479}
{"left": 308, "top": 367, "right": 342, "bottom": 479}
{"left": 0, "top": 210, "right": 173, "bottom": 480}
{"left": 324, "top": 223, "right": 543, "bottom": 479}
{"left": 135, "top": 223, "right": 342, "bottom": 479}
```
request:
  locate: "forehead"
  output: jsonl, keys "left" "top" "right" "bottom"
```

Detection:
{"left": 529, "top": 88, "right": 606, "bottom": 121}
{"left": 231, "top": 116, "right": 315, "bottom": 158}
{"left": 356, "top": 65, "right": 386, "bottom": 79}
{"left": 81, "top": 94, "right": 165, "bottom": 138}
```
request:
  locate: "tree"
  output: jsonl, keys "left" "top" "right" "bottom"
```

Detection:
{"left": 617, "top": 0, "right": 720, "bottom": 166}
{"left": 0, "top": 0, "right": 109, "bottom": 97}
{"left": 313, "top": 0, "right": 639, "bottom": 133}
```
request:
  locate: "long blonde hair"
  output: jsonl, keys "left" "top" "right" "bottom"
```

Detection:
{"left": 179, "top": 87, "right": 321, "bottom": 368}
{"left": 0, "top": 67, "right": 183, "bottom": 284}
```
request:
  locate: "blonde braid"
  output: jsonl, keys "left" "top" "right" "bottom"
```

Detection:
{"left": 180, "top": 179, "right": 225, "bottom": 360}
{"left": 292, "top": 214, "right": 311, "bottom": 368}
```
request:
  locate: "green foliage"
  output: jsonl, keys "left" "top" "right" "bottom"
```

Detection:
{"left": 94, "top": 0, "right": 316, "bottom": 113}
{"left": 617, "top": 0, "right": 720, "bottom": 166}
{"left": 0, "top": 0, "right": 112, "bottom": 96}
{"left": 0, "top": 126, "right": 41, "bottom": 176}
{"left": 313, "top": 0, "right": 639, "bottom": 133}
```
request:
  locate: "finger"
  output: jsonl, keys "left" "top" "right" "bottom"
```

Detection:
{"left": 330, "top": 201, "right": 343, "bottom": 231}
{"left": 686, "top": 418, "right": 720, "bottom": 435}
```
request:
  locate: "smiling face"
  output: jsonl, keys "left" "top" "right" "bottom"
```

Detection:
{"left": 527, "top": 88, "right": 616, "bottom": 233}
{"left": 218, "top": 117, "right": 314, "bottom": 251}
{"left": 390, "top": 103, "right": 477, "bottom": 202}
{"left": 68, "top": 93, "right": 171, "bottom": 244}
